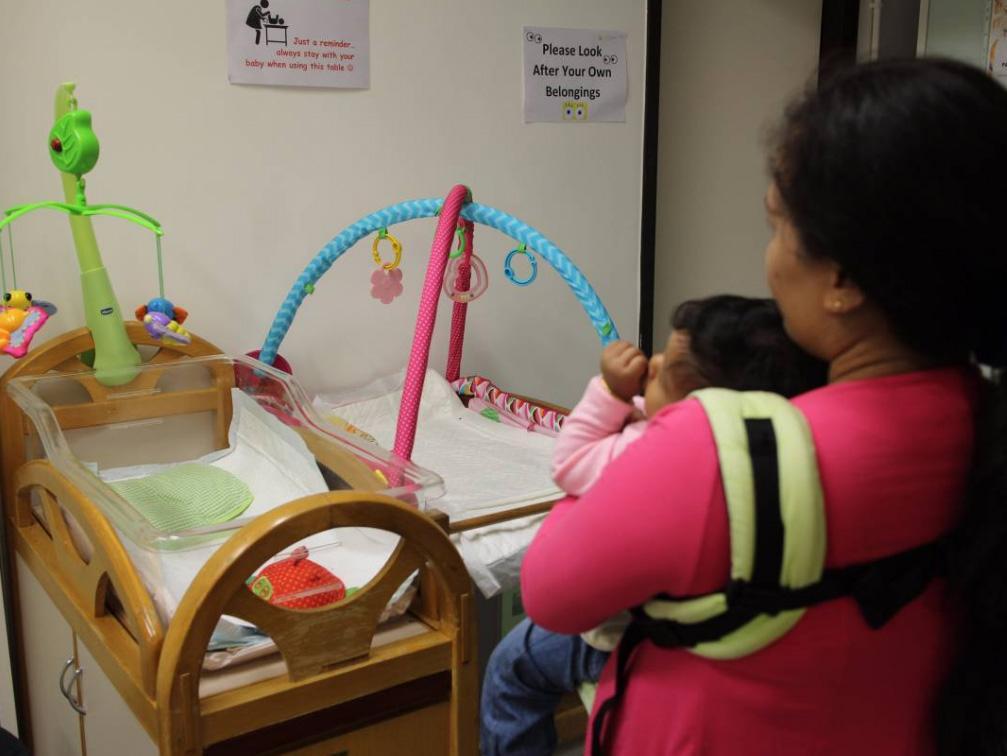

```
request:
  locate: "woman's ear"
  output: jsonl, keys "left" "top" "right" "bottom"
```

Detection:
{"left": 822, "top": 268, "right": 866, "bottom": 315}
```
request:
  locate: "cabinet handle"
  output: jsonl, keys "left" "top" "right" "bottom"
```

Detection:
{"left": 67, "top": 666, "right": 86, "bottom": 715}
{"left": 59, "top": 657, "right": 74, "bottom": 697}
{"left": 58, "top": 657, "right": 87, "bottom": 715}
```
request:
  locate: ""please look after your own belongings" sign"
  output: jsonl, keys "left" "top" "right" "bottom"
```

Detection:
{"left": 523, "top": 26, "right": 628, "bottom": 123}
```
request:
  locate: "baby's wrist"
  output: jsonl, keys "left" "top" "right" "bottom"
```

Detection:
{"left": 600, "top": 376, "right": 635, "bottom": 404}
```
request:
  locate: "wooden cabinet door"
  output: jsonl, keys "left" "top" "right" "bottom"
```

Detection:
{"left": 16, "top": 555, "right": 82, "bottom": 756}
{"left": 0, "top": 570, "right": 20, "bottom": 738}
{"left": 285, "top": 702, "right": 449, "bottom": 756}
{"left": 74, "top": 637, "right": 158, "bottom": 756}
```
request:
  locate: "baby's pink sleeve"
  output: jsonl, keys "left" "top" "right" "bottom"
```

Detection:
{"left": 523, "top": 399, "right": 730, "bottom": 634}
{"left": 552, "top": 377, "right": 647, "bottom": 496}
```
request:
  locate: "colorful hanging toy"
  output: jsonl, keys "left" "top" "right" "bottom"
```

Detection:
{"left": 135, "top": 297, "right": 191, "bottom": 345}
{"left": 0, "top": 217, "right": 58, "bottom": 358}
{"left": 442, "top": 223, "right": 489, "bottom": 303}
{"left": 504, "top": 244, "right": 538, "bottom": 287}
{"left": 134, "top": 216, "right": 191, "bottom": 345}
{"left": 0, "top": 289, "right": 57, "bottom": 359}
{"left": 370, "top": 228, "right": 404, "bottom": 304}
{"left": 443, "top": 254, "right": 488, "bottom": 303}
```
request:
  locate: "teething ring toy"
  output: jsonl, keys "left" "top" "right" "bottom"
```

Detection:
{"left": 449, "top": 224, "right": 467, "bottom": 259}
{"left": 371, "top": 229, "right": 402, "bottom": 270}
{"left": 504, "top": 244, "right": 538, "bottom": 287}
{"left": 443, "top": 253, "right": 488, "bottom": 303}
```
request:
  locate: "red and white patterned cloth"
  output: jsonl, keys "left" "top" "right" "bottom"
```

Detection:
{"left": 451, "top": 375, "right": 567, "bottom": 436}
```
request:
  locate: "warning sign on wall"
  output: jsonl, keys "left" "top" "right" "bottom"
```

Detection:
{"left": 227, "top": 0, "right": 369, "bottom": 89}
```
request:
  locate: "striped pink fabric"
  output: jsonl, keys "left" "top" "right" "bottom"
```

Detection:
{"left": 393, "top": 185, "right": 470, "bottom": 462}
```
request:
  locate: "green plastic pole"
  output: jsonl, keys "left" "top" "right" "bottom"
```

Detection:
{"left": 54, "top": 83, "right": 140, "bottom": 385}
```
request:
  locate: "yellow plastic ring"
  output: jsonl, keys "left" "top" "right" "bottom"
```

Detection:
{"left": 372, "top": 232, "right": 402, "bottom": 271}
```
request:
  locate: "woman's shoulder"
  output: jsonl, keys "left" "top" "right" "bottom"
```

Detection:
{"left": 795, "top": 367, "right": 979, "bottom": 557}
{"left": 791, "top": 365, "right": 980, "bottom": 423}
{"left": 639, "top": 366, "right": 980, "bottom": 457}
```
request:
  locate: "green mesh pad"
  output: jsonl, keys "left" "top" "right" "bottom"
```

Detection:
{"left": 111, "top": 463, "right": 253, "bottom": 532}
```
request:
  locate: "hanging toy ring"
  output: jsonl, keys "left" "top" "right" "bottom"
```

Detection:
{"left": 449, "top": 224, "right": 467, "bottom": 259}
{"left": 443, "top": 253, "right": 489, "bottom": 303}
{"left": 504, "top": 244, "right": 538, "bottom": 287}
{"left": 371, "top": 229, "right": 402, "bottom": 271}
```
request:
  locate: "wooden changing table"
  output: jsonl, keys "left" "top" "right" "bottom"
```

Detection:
{"left": 0, "top": 325, "right": 580, "bottom": 755}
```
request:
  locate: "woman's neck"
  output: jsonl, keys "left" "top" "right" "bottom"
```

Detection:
{"left": 828, "top": 335, "right": 935, "bottom": 384}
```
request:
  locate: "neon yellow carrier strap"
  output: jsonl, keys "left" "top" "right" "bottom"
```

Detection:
{"left": 579, "top": 389, "right": 824, "bottom": 711}
{"left": 590, "top": 389, "right": 945, "bottom": 754}
{"left": 642, "top": 388, "right": 826, "bottom": 659}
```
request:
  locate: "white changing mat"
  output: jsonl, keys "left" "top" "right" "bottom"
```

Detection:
{"left": 315, "top": 370, "right": 561, "bottom": 596}
{"left": 315, "top": 370, "right": 562, "bottom": 519}
{"left": 455, "top": 513, "right": 547, "bottom": 596}
{"left": 97, "top": 390, "right": 405, "bottom": 631}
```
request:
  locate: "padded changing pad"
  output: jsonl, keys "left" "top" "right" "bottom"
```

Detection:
{"left": 315, "top": 370, "right": 561, "bottom": 596}
{"left": 315, "top": 369, "right": 561, "bottom": 518}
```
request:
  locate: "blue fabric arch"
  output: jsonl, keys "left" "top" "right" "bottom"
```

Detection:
{"left": 258, "top": 198, "right": 618, "bottom": 366}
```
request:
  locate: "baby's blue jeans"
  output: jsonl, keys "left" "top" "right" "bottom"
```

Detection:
{"left": 480, "top": 618, "right": 610, "bottom": 755}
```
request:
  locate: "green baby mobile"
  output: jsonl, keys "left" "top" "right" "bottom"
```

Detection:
{"left": 0, "top": 83, "right": 189, "bottom": 384}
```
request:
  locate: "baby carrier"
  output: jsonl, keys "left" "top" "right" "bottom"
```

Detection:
{"left": 591, "top": 388, "right": 947, "bottom": 754}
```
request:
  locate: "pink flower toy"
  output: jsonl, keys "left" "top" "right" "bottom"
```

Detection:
{"left": 369, "top": 228, "right": 405, "bottom": 304}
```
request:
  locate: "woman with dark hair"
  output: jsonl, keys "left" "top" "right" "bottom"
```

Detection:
{"left": 513, "top": 58, "right": 1007, "bottom": 755}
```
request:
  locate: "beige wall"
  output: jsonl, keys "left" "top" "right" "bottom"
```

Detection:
{"left": 652, "top": 0, "right": 822, "bottom": 347}
{"left": 0, "top": 0, "right": 647, "bottom": 410}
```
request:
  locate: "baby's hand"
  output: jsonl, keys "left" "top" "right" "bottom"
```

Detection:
{"left": 600, "top": 341, "right": 648, "bottom": 402}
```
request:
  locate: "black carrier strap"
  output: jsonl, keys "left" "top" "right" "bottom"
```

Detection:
{"left": 747, "top": 418, "right": 785, "bottom": 588}
{"left": 589, "top": 417, "right": 947, "bottom": 755}
{"left": 590, "top": 619, "right": 646, "bottom": 755}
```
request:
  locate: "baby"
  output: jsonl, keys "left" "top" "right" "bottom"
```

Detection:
{"left": 555, "top": 295, "right": 827, "bottom": 649}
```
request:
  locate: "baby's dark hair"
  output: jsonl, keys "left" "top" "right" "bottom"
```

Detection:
{"left": 670, "top": 295, "right": 827, "bottom": 398}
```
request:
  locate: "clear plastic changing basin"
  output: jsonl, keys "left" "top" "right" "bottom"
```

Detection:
{"left": 6, "top": 354, "right": 445, "bottom": 553}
